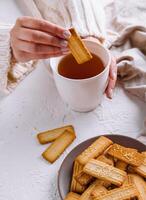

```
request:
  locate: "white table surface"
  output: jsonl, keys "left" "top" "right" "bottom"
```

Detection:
{"left": 0, "top": 1, "right": 146, "bottom": 200}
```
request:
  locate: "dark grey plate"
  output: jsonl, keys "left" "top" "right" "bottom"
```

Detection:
{"left": 58, "top": 134, "right": 146, "bottom": 199}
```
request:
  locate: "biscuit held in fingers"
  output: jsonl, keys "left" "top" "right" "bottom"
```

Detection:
{"left": 128, "top": 174, "right": 146, "bottom": 200}
{"left": 83, "top": 159, "right": 127, "bottom": 186}
{"left": 76, "top": 136, "right": 113, "bottom": 165}
{"left": 42, "top": 130, "right": 76, "bottom": 163}
{"left": 37, "top": 125, "right": 74, "bottom": 144}
{"left": 107, "top": 144, "right": 145, "bottom": 167}
{"left": 65, "top": 192, "right": 80, "bottom": 200}
{"left": 94, "top": 185, "right": 139, "bottom": 200}
{"left": 68, "top": 28, "right": 92, "bottom": 64}
{"left": 70, "top": 161, "right": 87, "bottom": 194}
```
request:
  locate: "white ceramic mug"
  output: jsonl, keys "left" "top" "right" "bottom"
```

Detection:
{"left": 49, "top": 40, "right": 111, "bottom": 112}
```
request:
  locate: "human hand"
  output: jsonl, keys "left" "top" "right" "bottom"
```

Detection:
{"left": 105, "top": 57, "right": 117, "bottom": 99}
{"left": 82, "top": 36, "right": 117, "bottom": 99}
{"left": 10, "top": 16, "right": 71, "bottom": 62}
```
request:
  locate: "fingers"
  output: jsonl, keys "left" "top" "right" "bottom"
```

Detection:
{"left": 10, "top": 17, "right": 71, "bottom": 62}
{"left": 16, "top": 16, "right": 71, "bottom": 39}
{"left": 11, "top": 39, "right": 69, "bottom": 62}
{"left": 12, "top": 38, "right": 68, "bottom": 54}
{"left": 105, "top": 57, "right": 117, "bottom": 99}
{"left": 17, "top": 28, "right": 68, "bottom": 47}
{"left": 109, "top": 57, "right": 117, "bottom": 81}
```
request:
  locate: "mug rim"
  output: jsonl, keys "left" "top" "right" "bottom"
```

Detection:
{"left": 50, "top": 40, "right": 111, "bottom": 82}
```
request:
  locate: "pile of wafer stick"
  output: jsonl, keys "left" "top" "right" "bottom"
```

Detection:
{"left": 65, "top": 136, "right": 146, "bottom": 200}
{"left": 37, "top": 125, "right": 76, "bottom": 163}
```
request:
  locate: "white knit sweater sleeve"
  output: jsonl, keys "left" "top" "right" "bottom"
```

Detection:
{"left": 0, "top": 24, "right": 12, "bottom": 98}
{"left": 0, "top": 23, "right": 36, "bottom": 99}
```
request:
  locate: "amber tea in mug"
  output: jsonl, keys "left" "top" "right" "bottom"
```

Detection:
{"left": 58, "top": 53, "right": 104, "bottom": 79}
{"left": 49, "top": 40, "right": 111, "bottom": 112}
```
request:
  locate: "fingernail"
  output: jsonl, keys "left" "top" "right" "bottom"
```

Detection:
{"left": 63, "top": 30, "right": 71, "bottom": 39}
{"left": 60, "top": 40, "right": 68, "bottom": 47}
{"left": 108, "top": 89, "right": 113, "bottom": 99}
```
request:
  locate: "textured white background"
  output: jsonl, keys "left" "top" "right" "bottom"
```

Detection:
{"left": 0, "top": 0, "right": 146, "bottom": 200}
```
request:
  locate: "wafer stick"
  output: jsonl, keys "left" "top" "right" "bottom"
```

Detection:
{"left": 122, "top": 174, "right": 133, "bottom": 187}
{"left": 65, "top": 192, "right": 80, "bottom": 200}
{"left": 83, "top": 159, "right": 127, "bottom": 186}
{"left": 76, "top": 136, "right": 113, "bottom": 165}
{"left": 107, "top": 144, "right": 144, "bottom": 167}
{"left": 104, "top": 153, "right": 116, "bottom": 165}
{"left": 133, "top": 152, "right": 146, "bottom": 178}
{"left": 68, "top": 28, "right": 92, "bottom": 64}
{"left": 70, "top": 161, "right": 87, "bottom": 194}
{"left": 76, "top": 153, "right": 114, "bottom": 186}
{"left": 97, "top": 155, "right": 114, "bottom": 166}
{"left": 142, "top": 151, "right": 146, "bottom": 156}
{"left": 75, "top": 170, "right": 111, "bottom": 188}
{"left": 129, "top": 174, "right": 146, "bottom": 200}
{"left": 91, "top": 185, "right": 108, "bottom": 198}
{"left": 75, "top": 171, "right": 94, "bottom": 186}
{"left": 115, "top": 160, "right": 128, "bottom": 171}
{"left": 42, "top": 130, "right": 76, "bottom": 163}
{"left": 80, "top": 180, "right": 100, "bottom": 200}
{"left": 94, "top": 185, "right": 139, "bottom": 200}
{"left": 37, "top": 125, "right": 74, "bottom": 144}
{"left": 75, "top": 154, "right": 113, "bottom": 187}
